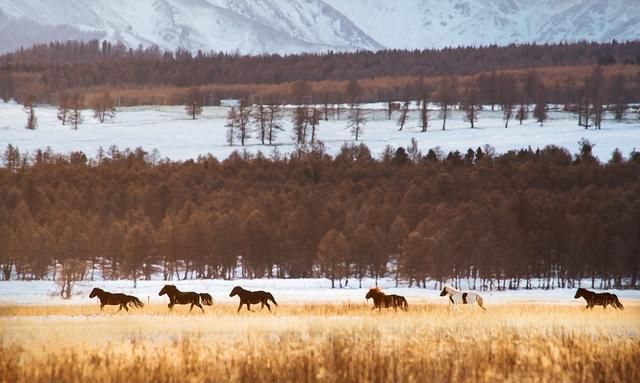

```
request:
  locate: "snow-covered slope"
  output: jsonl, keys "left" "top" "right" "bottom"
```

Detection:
{"left": 324, "top": 0, "right": 640, "bottom": 50}
{"left": 0, "top": 0, "right": 638, "bottom": 54}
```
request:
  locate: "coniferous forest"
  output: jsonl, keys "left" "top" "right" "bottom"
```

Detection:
{"left": 1, "top": 141, "right": 638, "bottom": 289}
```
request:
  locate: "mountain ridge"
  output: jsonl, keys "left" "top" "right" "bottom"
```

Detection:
{"left": 0, "top": 0, "right": 638, "bottom": 55}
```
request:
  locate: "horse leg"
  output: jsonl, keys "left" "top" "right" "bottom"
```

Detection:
{"left": 237, "top": 302, "right": 243, "bottom": 313}
{"left": 168, "top": 303, "right": 174, "bottom": 311}
{"left": 264, "top": 301, "right": 271, "bottom": 311}
{"left": 123, "top": 304, "right": 129, "bottom": 312}
{"left": 246, "top": 303, "right": 253, "bottom": 312}
{"left": 196, "top": 302, "right": 204, "bottom": 313}
{"left": 190, "top": 303, "right": 194, "bottom": 312}
{"left": 117, "top": 305, "right": 123, "bottom": 313}
{"left": 100, "top": 304, "right": 104, "bottom": 311}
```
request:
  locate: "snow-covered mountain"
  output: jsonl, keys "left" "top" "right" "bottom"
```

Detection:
{"left": 0, "top": 0, "right": 638, "bottom": 55}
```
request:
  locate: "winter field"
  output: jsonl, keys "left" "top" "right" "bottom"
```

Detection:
{"left": 0, "top": 278, "right": 639, "bottom": 382}
{"left": 1, "top": 101, "right": 639, "bottom": 162}
{"left": 2, "top": 101, "right": 640, "bottom": 382}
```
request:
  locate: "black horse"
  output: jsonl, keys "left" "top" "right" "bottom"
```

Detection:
{"left": 229, "top": 286, "right": 278, "bottom": 313}
{"left": 365, "top": 287, "right": 408, "bottom": 312}
{"left": 574, "top": 287, "right": 624, "bottom": 310}
{"left": 158, "top": 284, "right": 212, "bottom": 312}
{"left": 89, "top": 287, "right": 144, "bottom": 312}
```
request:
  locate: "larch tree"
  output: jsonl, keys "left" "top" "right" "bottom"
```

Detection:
{"left": 533, "top": 83, "right": 548, "bottom": 126}
{"left": 234, "top": 101, "right": 252, "bottom": 146}
{"left": 589, "top": 66, "right": 604, "bottom": 130}
{"left": 516, "top": 95, "right": 528, "bottom": 125}
{"left": 437, "top": 75, "right": 457, "bottom": 130}
{"left": 397, "top": 100, "right": 410, "bottom": 131}
{"left": 226, "top": 106, "right": 237, "bottom": 146}
{"left": 348, "top": 103, "right": 367, "bottom": 141}
{"left": 317, "top": 229, "right": 349, "bottom": 288}
{"left": 56, "top": 92, "right": 70, "bottom": 125}
{"left": 609, "top": 73, "right": 627, "bottom": 122}
{"left": 266, "top": 104, "right": 284, "bottom": 145}
{"left": 67, "top": 93, "right": 84, "bottom": 130}
{"left": 419, "top": 92, "right": 430, "bottom": 132}
{"left": 461, "top": 78, "right": 480, "bottom": 129}
{"left": 252, "top": 102, "right": 269, "bottom": 145}
{"left": 184, "top": 86, "right": 203, "bottom": 120}
{"left": 91, "top": 91, "right": 116, "bottom": 123}
{"left": 345, "top": 79, "right": 362, "bottom": 105}
{"left": 292, "top": 106, "right": 308, "bottom": 145}
{"left": 307, "top": 107, "right": 322, "bottom": 144}
{"left": 24, "top": 98, "right": 37, "bottom": 130}
{"left": 500, "top": 73, "right": 517, "bottom": 129}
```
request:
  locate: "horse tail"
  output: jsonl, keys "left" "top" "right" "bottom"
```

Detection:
{"left": 476, "top": 294, "right": 487, "bottom": 311}
{"left": 199, "top": 293, "right": 213, "bottom": 306}
{"left": 612, "top": 294, "right": 624, "bottom": 310}
{"left": 129, "top": 297, "right": 144, "bottom": 308}
{"left": 267, "top": 293, "right": 278, "bottom": 307}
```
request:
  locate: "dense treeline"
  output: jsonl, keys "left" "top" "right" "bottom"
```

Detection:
{"left": 1, "top": 40, "right": 640, "bottom": 105}
{"left": 1, "top": 142, "right": 639, "bottom": 290}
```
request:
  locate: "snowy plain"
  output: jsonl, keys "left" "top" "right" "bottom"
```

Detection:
{"left": 1, "top": 102, "right": 639, "bottom": 162}
{"left": 1, "top": 278, "right": 639, "bottom": 307}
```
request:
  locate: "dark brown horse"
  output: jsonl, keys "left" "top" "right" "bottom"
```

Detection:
{"left": 229, "top": 286, "right": 278, "bottom": 312}
{"left": 89, "top": 287, "right": 144, "bottom": 312}
{"left": 574, "top": 288, "right": 624, "bottom": 310}
{"left": 158, "top": 284, "right": 212, "bottom": 312}
{"left": 366, "top": 287, "right": 408, "bottom": 311}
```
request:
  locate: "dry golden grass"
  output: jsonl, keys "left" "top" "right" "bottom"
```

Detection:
{"left": 1, "top": 303, "right": 638, "bottom": 383}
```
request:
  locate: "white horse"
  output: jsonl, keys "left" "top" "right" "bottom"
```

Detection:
{"left": 440, "top": 285, "right": 486, "bottom": 310}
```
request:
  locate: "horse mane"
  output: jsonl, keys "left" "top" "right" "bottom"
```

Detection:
{"left": 443, "top": 284, "right": 460, "bottom": 293}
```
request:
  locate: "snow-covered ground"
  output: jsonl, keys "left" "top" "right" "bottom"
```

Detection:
{"left": 1, "top": 102, "right": 638, "bottom": 162}
{"left": 1, "top": 278, "right": 638, "bottom": 306}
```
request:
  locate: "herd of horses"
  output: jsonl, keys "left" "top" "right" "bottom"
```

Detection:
{"left": 89, "top": 284, "right": 625, "bottom": 313}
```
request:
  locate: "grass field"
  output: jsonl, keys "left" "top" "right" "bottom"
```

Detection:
{"left": 1, "top": 303, "right": 639, "bottom": 383}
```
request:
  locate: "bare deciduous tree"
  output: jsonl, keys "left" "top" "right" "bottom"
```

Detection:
{"left": 348, "top": 103, "right": 367, "bottom": 141}
{"left": 91, "top": 91, "right": 116, "bottom": 123}
{"left": 185, "top": 86, "right": 203, "bottom": 120}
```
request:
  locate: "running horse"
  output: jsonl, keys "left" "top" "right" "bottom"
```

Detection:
{"left": 365, "top": 287, "right": 408, "bottom": 311}
{"left": 89, "top": 287, "right": 144, "bottom": 312}
{"left": 439, "top": 285, "right": 486, "bottom": 310}
{"left": 229, "top": 286, "right": 278, "bottom": 313}
{"left": 158, "top": 284, "right": 213, "bottom": 313}
{"left": 574, "top": 288, "right": 624, "bottom": 310}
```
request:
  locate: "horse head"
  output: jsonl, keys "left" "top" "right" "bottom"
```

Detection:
{"left": 159, "top": 284, "right": 176, "bottom": 296}
{"left": 366, "top": 287, "right": 382, "bottom": 300}
{"left": 229, "top": 286, "right": 242, "bottom": 297}
{"left": 439, "top": 286, "right": 449, "bottom": 296}
{"left": 574, "top": 288, "right": 585, "bottom": 299}
{"left": 89, "top": 287, "right": 102, "bottom": 298}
